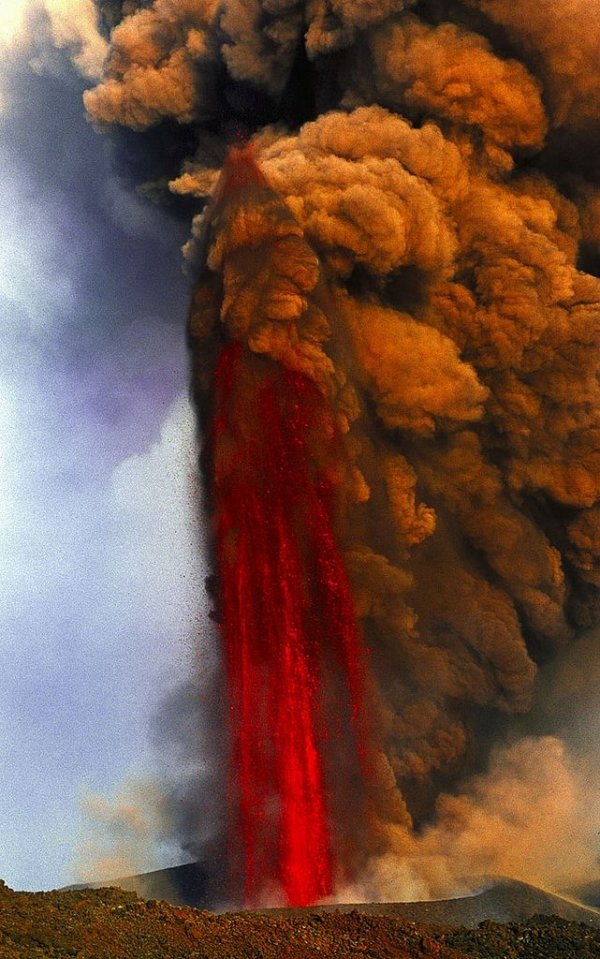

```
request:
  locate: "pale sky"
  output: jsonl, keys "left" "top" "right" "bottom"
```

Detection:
{"left": 0, "top": 1, "right": 216, "bottom": 890}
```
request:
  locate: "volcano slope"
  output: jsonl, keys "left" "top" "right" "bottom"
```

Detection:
{"left": 66, "top": 862, "right": 600, "bottom": 926}
{"left": 3, "top": 877, "right": 600, "bottom": 959}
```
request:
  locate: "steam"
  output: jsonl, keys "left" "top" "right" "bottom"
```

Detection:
{"left": 340, "top": 735, "right": 600, "bottom": 902}
{"left": 85, "top": 0, "right": 600, "bottom": 898}
{"left": 42, "top": 0, "right": 108, "bottom": 77}
{"left": 0, "top": 1, "right": 107, "bottom": 79}
{"left": 74, "top": 776, "right": 176, "bottom": 882}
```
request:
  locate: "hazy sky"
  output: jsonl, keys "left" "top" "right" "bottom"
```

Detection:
{"left": 0, "top": 3, "right": 214, "bottom": 891}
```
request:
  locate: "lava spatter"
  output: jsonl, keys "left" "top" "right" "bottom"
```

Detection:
{"left": 212, "top": 339, "right": 367, "bottom": 905}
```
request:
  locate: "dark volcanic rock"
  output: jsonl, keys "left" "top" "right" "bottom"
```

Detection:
{"left": 3, "top": 879, "right": 600, "bottom": 959}
{"left": 567, "top": 880, "right": 600, "bottom": 910}
{"left": 441, "top": 914, "right": 600, "bottom": 958}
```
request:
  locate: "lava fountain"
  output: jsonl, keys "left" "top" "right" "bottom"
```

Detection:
{"left": 195, "top": 146, "right": 370, "bottom": 906}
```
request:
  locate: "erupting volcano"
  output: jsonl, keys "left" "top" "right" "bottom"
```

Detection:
{"left": 85, "top": 0, "right": 600, "bottom": 908}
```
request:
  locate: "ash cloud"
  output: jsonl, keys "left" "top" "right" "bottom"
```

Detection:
{"left": 86, "top": 0, "right": 600, "bottom": 895}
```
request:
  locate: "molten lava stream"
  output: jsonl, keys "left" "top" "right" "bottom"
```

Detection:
{"left": 213, "top": 341, "right": 367, "bottom": 906}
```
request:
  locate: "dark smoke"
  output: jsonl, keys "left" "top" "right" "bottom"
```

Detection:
{"left": 86, "top": 0, "right": 600, "bottom": 899}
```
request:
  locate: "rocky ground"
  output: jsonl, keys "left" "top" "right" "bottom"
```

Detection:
{"left": 1, "top": 881, "right": 600, "bottom": 959}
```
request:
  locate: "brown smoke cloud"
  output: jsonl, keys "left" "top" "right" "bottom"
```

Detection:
{"left": 84, "top": 0, "right": 219, "bottom": 128}
{"left": 468, "top": 0, "right": 600, "bottom": 137}
{"left": 357, "top": 17, "right": 547, "bottom": 173}
{"left": 86, "top": 0, "right": 600, "bottom": 894}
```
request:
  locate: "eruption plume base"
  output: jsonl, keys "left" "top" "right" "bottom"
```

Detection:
{"left": 212, "top": 341, "right": 368, "bottom": 906}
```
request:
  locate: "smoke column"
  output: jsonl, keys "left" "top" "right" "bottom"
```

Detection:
{"left": 86, "top": 0, "right": 600, "bottom": 903}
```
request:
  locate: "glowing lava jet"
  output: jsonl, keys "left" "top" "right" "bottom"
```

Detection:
{"left": 195, "top": 147, "right": 369, "bottom": 906}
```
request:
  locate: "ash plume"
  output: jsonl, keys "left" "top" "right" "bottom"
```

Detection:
{"left": 86, "top": 0, "right": 600, "bottom": 899}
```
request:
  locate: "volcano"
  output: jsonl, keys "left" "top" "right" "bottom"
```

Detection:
{"left": 66, "top": 864, "right": 600, "bottom": 928}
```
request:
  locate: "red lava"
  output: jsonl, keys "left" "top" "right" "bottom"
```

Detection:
{"left": 212, "top": 342, "right": 367, "bottom": 906}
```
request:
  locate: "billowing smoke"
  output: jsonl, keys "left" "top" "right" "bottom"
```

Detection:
{"left": 4, "top": 0, "right": 108, "bottom": 78}
{"left": 74, "top": 776, "right": 175, "bottom": 883}
{"left": 85, "top": 0, "right": 600, "bottom": 902}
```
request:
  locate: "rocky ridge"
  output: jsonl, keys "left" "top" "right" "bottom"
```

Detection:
{"left": 2, "top": 879, "right": 600, "bottom": 959}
